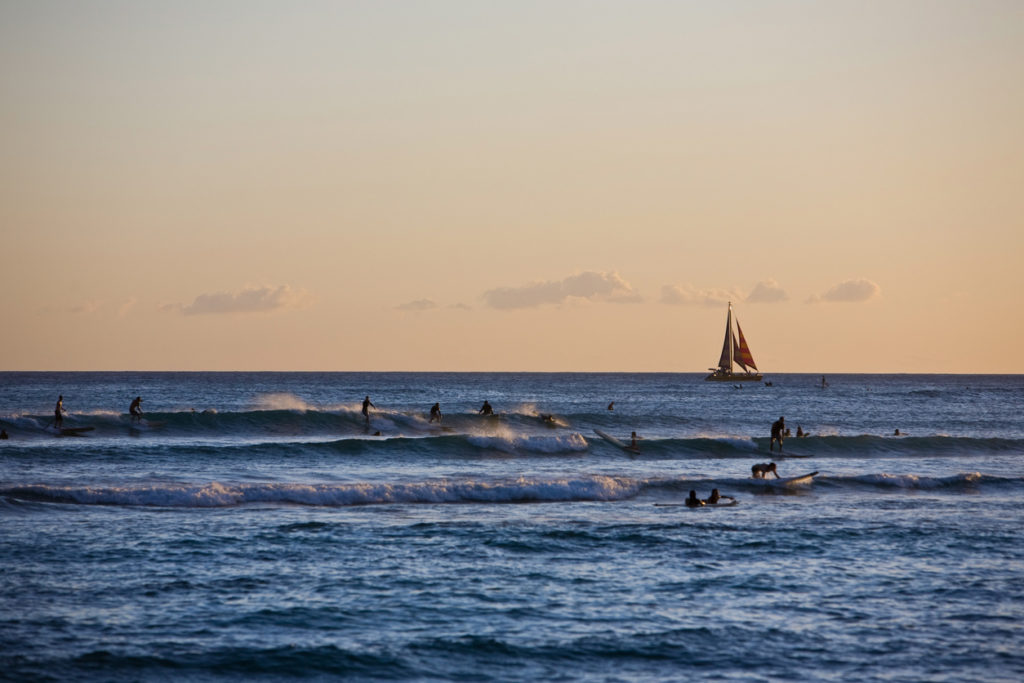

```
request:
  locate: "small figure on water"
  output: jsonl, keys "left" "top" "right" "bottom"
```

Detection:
{"left": 752, "top": 462, "right": 780, "bottom": 479}
{"left": 796, "top": 425, "right": 805, "bottom": 438}
{"left": 429, "top": 402, "right": 442, "bottom": 423}
{"left": 607, "top": 402, "right": 615, "bottom": 411}
{"left": 478, "top": 400, "right": 493, "bottom": 416}
{"left": 129, "top": 396, "right": 143, "bottom": 423}
{"left": 893, "top": 429, "right": 901, "bottom": 436}
{"left": 630, "top": 431, "right": 639, "bottom": 449}
{"left": 685, "top": 490, "right": 705, "bottom": 508}
{"left": 54, "top": 395, "right": 65, "bottom": 429}
{"left": 362, "top": 396, "right": 375, "bottom": 425}
{"left": 770, "top": 416, "right": 785, "bottom": 453}
{"left": 0, "top": 429, "right": 8, "bottom": 440}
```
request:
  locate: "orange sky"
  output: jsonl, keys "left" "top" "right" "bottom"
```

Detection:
{"left": 2, "top": 1, "right": 1022, "bottom": 372}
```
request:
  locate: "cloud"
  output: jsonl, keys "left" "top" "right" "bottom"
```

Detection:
{"left": 809, "top": 279, "right": 881, "bottom": 303}
{"left": 117, "top": 298, "right": 138, "bottom": 318}
{"left": 660, "top": 284, "right": 741, "bottom": 307}
{"left": 745, "top": 279, "right": 789, "bottom": 304}
{"left": 396, "top": 299, "right": 439, "bottom": 312}
{"left": 483, "top": 271, "right": 640, "bottom": 309}
{"left": 179, "top": 285, "right": 311, "bottom": 315}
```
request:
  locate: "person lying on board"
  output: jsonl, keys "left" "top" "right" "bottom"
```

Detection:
{"left": 685, "top": 490, "right": 705, "bottom": 508}
{"left": 751, "top": 462, "right": 780, "bottom": 479}
{"left": 703, "top": 488, "right": 736, "bottom": 505}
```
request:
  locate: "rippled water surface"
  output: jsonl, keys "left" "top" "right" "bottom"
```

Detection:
{"left": 2, "top": 372, "right": 1023, "bottom": 681}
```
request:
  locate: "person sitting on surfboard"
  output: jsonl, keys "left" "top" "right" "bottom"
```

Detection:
{"left": 362, "top": 396, "right": 375, "bottom": 424}
{"left": 685, "top": 490, "right": 704, "bottom": 508}
{"left": 630, "top": 431, "right": 639, "bottom": 449}
{"left": 705, "top": 489, "right": 721, "bottom": 504}
{"left": 129, "top": 396, "right": 143, "bottom": 423}
{"left": 478, "top": 400, "right": 493, "bottom": 416}
{"left": 54, "top": 395, "right": 65, "bottom": 429}
{"left": 429, "top": 403, "right": 442, "bottom": 423}
{"left": 770, "top": 416, "right": 785, "bottom": 452}
{"left": 752, "top": 462, "right": 780, "bottom": 479}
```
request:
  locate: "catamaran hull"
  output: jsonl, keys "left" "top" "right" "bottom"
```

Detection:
{"left": 705, "top": 372, "right": 763, "bottom": 382}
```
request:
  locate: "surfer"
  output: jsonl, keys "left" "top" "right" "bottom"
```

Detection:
{"left": 796, "top": 425, "right": 805, "bottom": 438}
{"left": 362, "top": 396, "right": 375, "bottom": 425}
{"left": 129, "top": 396, "right": 143, "bottom": 423}
{"left": 685, "top": 490, "right": 705, "bottom": 508}
{"left": 770, "top": 416, "right": 785, "bottom": 453}
{"left": 429, "top": 403, "right": 442, "bottom": 423}
{"left": 607, "top": 402, "right": 614, "bottom": 411}
{"left": 0, "top": 430, "right": 8, "bottom": 440}
{"left": 705, "top": 489, "right": 721, "bottom": 504}
{"left": 752, "top": 462, "right": 780, "bottom": 479}
{"left": 630, "top": 431, "right": 639, "bottom": 449}
{"left": 53, "top": 395, "right": 65, "bottom": 429}
{"left": 478, "top": 400, "right": 493, "bottom": 416}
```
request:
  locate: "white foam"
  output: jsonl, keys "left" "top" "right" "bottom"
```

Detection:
{"left": 8, "top": 475, "right": 641, "bottom": 507}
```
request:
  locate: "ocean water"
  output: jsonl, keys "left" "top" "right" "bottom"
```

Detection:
{"left": 2, "top": 372, "right": 1023, "bottom": 682}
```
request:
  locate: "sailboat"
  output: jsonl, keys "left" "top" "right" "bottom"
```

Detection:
{"left": 705, "top": 302, "right": 763, "bottom": 382}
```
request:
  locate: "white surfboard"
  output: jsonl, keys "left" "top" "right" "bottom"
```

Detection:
{"left": 593, "top": 429, "right": 639, "bottom": 453}
{"left": 761, "top": 471, "right": 818, "bottom": 487}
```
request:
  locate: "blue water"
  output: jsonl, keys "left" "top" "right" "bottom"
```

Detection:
{"left": 2, "top": 372, "right": 1023, "bottom": 681}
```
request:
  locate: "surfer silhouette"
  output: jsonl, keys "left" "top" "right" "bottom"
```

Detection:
{"left": 362, "top": 396, "right": 375, "bottom": 424}
{"left": 607, "top": 402, "right": 614, "bottom": 411}
{"left": 770, "top": 416, "right": 785, "bottom": 452}
{"left": 752, "top": 462, "right": 780, "bottom": 479}
{"left": 129, "top": 396, "right": 143, "bottom": 423}
{"left": 685, "top": 490, "right": 705, "bottom": 508}
{"left": 478, "top": 400, "right": 493, "bottom": 416}
{"left": 54, "top": 395, "right": 65, "bottom": 429}
{"left": 705, "top": 489, "right": 721, "bottom": 504}
{"left": 630, "top": 431, "right": 639, "bottom": 449}
{"left": 429, "top": 402, "right": 442, "bottom": 423}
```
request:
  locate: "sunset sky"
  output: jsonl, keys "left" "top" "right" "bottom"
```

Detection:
{"left": 2, "top": 1, "right": 1022, "bottom": 372}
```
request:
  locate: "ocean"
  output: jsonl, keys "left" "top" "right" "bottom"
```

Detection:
{"left": 2, "top": 372, "right": 1023, "bottom": 681}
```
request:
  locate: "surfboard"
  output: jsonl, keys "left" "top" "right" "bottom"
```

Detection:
{"left": 777, "top": 453, "right": 815, "bottom": 459}
{"left": 57, "top": 426, "right": 95, "bottom": 436}
{"left": 593, "top": 429, "right": 640, "bottom": 453}
{"left": 762, "top": 471, "right": 818, "bottom": 486}
{"left": 655, "top": 498, "right": 738, "bottom": 508}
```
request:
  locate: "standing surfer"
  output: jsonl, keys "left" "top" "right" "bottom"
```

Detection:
{"left": 129, "top": 396, "right": 143, "bottom": 423}
{"left": 53, "top": 395, "right": 65, "bottom": 429}
{"left": 362, "top": 396, "right": 375, "bottom": 425}
{"left": 429, "top": 402, "right": 442, "bottom": 423}
{"left": 770, "top": 416, "right": 785, "bottom": 453}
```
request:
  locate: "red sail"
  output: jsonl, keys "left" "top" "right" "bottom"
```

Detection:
{"left": 735, "top": 320, "right": 758, "bottom": 371}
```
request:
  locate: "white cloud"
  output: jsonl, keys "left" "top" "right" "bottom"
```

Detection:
{"left": 396, "top": 299, "right": 438, "bottom": 312}
{"left": 179, "top": 285, "right": 311, "bottom": 315}
{"left": 809, "top": 279, "right": 881, "bottom": 303}
{"left": 484, "top": 271, "right": 640, "bottom": 309}
{"left": 745, "top": 279, "right": 789, "bottom": 304}
{"left": 660, "top": 284, "right": 741, "bottom": 307}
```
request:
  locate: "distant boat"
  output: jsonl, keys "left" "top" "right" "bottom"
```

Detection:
{"left": 705, "top": 302, "right": 763, "bottom": 382}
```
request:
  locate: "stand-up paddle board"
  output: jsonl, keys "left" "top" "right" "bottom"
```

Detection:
{"left": 593, "top": 429, "right": 639, "bottom": 453}
{"left": 57, "top": 426, "right": 95, "bottom": 437}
